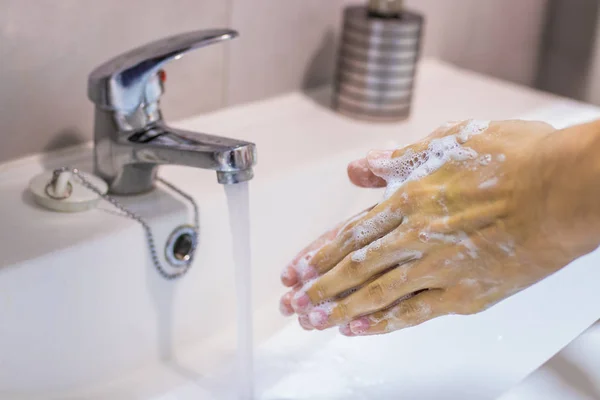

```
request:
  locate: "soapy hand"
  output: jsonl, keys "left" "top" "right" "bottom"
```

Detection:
{"left": 280, "top": 119, "right": 581, "bottom": 335}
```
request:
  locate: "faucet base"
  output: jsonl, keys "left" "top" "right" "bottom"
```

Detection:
{"left": 100, "top": 164, "right": 158, "bottom": 195}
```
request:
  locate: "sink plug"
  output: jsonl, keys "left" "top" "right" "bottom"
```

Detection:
{"left": 28, "top": 167, "right": 199, "bottom": 280}
{"left": 28, "top": 168, "right": 108, "bottom": 212}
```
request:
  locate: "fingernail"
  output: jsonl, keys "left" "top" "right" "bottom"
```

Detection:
{"left": 291, "top": 292, "right": 311, "bottom": 312}
{"left": 280, "top": 266, "right": 297, "bottom": 286}
{"left": 279, "top": 298, "right": 294, "bottom": 316}
{"left": 339, "top": 324, "right": 354, "bottom": 336}
{"left": 349, "top": 318, "right": 370, "bottom": 335}
{"left": 299, "top": 315, "right": 314, "bottom": 331}
{"left": 308, "top": 309, "right": 328, "bottom": 329}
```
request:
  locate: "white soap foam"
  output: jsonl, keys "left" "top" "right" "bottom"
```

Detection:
{"left": 351, "top": 238, "right": 385, "bottom": 262}
{"left": 314, "top": 300, "right": 335, "bottom": 313}
{"left": 441, "top": 120, "right": 462, "bottom": 130}
{"left": 497, "top": 154, "right": 506, "bottom": 162}
{"left": 310, "top": 301, "right": 335, "bottom": 325}
{"left": 349, "top": 207, "right": 400, "bottom": 243}
{"left": 479, "top": 177, "right": 498, "bottom": 189}
{"left": 294, "top": 250, "right": 316, "bottom": 277}
{"left": 458, "top": 233, "right": 479, "bottom": 259}
{"left": 457, "top": 120, "right": 491, "bottom": 143}
{"left": 426, "top": 232, "right": 462, "bottom": 244}
{"left": 370, "top": 238, "right": 383, "bottom": 251}
{"left": 498, "top": 240, "right": 516, "bottom": 256}
{"left": 370, "top": 120, "right": 490, "bottom": 200}
{"left": 423, "top": 231, "right": 478, "bottom": 260}
{"left": 389, "top": 249, "right": 423, "bottom": 265}
{"left": 351, "top": 247, "right": 368, "bottom": 263}
{"left": 479, "top": 154, "right": 492, "bottom": 165}
{"left": 293, "top": 278, "right": 318, "bottom": 306}
{"left": 337, "top": 209, "right": 370, "bottom": 238}
{"left": 436, "top": 193, "right": 449, "bottom": 214}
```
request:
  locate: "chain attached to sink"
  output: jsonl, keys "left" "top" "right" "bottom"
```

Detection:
{"left": 51, "top": 167, "right": 199, "bottom": 280}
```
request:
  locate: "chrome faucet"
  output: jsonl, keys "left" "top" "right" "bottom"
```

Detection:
{"left": 87, "top": 29, "right": 256, "bottom": 195}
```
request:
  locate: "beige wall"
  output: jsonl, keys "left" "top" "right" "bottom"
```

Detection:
{"left": 0, "top": 0, "right": 547, "bottom": 163}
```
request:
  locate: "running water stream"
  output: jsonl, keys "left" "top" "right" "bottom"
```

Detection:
{"left": 225, "top": 182, "right": 254, "bottom": 399}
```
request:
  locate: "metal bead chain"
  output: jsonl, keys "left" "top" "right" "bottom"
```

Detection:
{"left": 56, "top": 167, "right": 199, "bottom": 280}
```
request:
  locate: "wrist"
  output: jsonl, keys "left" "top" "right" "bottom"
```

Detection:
{"left": 540, "top": 120, "right": 600, "bottom": 260}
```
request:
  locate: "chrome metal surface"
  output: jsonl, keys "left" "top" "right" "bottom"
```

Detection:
{"left": 88, "top": 30, "right": 257, "bottom": 194}
{"left": 51, "top": 167, "right": 199, "bottom": 279}
{"left": 368, "top": 0, "right": 404, "bottom": 17}
{"left": 88, "top": 29, "right": 237, "bottom": 113}
{"left": 333, "top": 6, "right": 424, "bottom": 121}
{"left": 165, "top": 225, "right": 198, "bottom": 268}
{"left": 217, "top": 169, "right": 255, "bottom": 184}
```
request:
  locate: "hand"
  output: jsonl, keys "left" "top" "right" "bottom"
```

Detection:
{"left": 280, "top": 119, "right": 584, "bottom": 336}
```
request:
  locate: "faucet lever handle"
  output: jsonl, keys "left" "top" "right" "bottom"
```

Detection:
{"left": 88, "top": 29, "right": 238, "bottom": 114}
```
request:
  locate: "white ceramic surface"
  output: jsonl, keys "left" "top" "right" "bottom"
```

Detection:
{"left": 500, "top": 321, "right": 600, "bottom": 400}
{"left": 1, "top": 60, "right": 600, "bottom": 399}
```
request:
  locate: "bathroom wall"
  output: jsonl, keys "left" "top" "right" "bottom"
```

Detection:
{"left": 536, "top": 0, "right": 600, "bottom": 104}
{"left": 0, "top": 0, "right": 548, "bottom": 163}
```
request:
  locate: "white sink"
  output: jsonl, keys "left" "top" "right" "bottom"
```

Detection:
{"left": 1, "top": 60, "right": 600, "bottom": 399}
{"left": 500, "top": 321, "right": 600, "bottom": 400}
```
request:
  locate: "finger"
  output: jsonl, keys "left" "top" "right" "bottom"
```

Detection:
{"left": 308, "top": 201, "right": 405, "bottom": 277}
{"left": 338, "top": 324, "right": 355, "bottom": 336}
{"left": 298, "top": 314, "right": 314, "bottom": 331}
{"left": 426, "top": 201, "right": 507, "bottom": 235}
{"left": 283, "top": 203, "right": 379, "bottom": 286}
{"left": 367, "top": 141, "right": 444, "bottom": 199}
{"left": 305, "top": 228, "right": 424, "bottom": 304}
{"left": 282, "top": 219, "right": 347, "bottom": 287}
{"left": 280, "top": 266, "right": 298, "bottom": 287}
{"left": 366, "top": 148, "right": 410, "bottom": 179}
{"left": 309, "top": 262, "right": 440, "bottom": 329}
{"left": 279, "top": 290, "right": 296, "bottom": 316}
{"left": 356, "top": 121, "right": 463, "bottom": 188}
{"left": 365, "top": 121, "right": 487, "bottom": 192}
{"left": 341, "top": 289, "right": 448, "bottom": 336}
{"left": 347, "top": 158, "right": 387, "bottom": 188}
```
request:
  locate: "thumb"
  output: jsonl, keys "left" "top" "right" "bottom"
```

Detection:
{"left": 347, "top": 150, "right": 393, "bottom": 188}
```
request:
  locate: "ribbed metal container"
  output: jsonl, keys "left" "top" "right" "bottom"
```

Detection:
{"left": 333, "top": 5, "right": 424, "bottom": 121}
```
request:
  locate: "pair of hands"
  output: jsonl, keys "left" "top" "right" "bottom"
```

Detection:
{"left": 279, "top": 119, "right": 578, "bottom": 336}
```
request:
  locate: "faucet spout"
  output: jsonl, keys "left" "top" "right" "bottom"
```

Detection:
{"left": 94, "top": 119, "right": 256, "bottom": 194}
{"left": 130, "top": 123, "right": 256, "bottom": 182}
{"left": 88, "top": 30, "right": 256, "bottom": 195}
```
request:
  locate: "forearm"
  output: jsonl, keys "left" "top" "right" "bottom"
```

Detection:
{"left": 542, "top": 120, "right": 600, "bottom": 259}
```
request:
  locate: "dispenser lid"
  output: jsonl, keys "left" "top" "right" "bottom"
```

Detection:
{"left": 368, "top": 0, "right": 404, "bottom": 17}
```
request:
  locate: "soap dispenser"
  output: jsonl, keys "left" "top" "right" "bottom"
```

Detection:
{"left": 332, "top": 0, "right": 424, "bottom": 121}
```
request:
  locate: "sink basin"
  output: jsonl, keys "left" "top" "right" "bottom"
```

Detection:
{"left": 500, "top": 320, "right": 600, "bottom": 400}
{"left": 1, "top": 60, "right": 600, "bottom": 399}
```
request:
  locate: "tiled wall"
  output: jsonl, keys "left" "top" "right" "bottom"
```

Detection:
{"left": 0, "top": 0, "right": 547, "bottom": 163}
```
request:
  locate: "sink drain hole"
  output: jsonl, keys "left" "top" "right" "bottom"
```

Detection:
{"left": 165, "top": 225, "right": 198, "bottom": 268}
